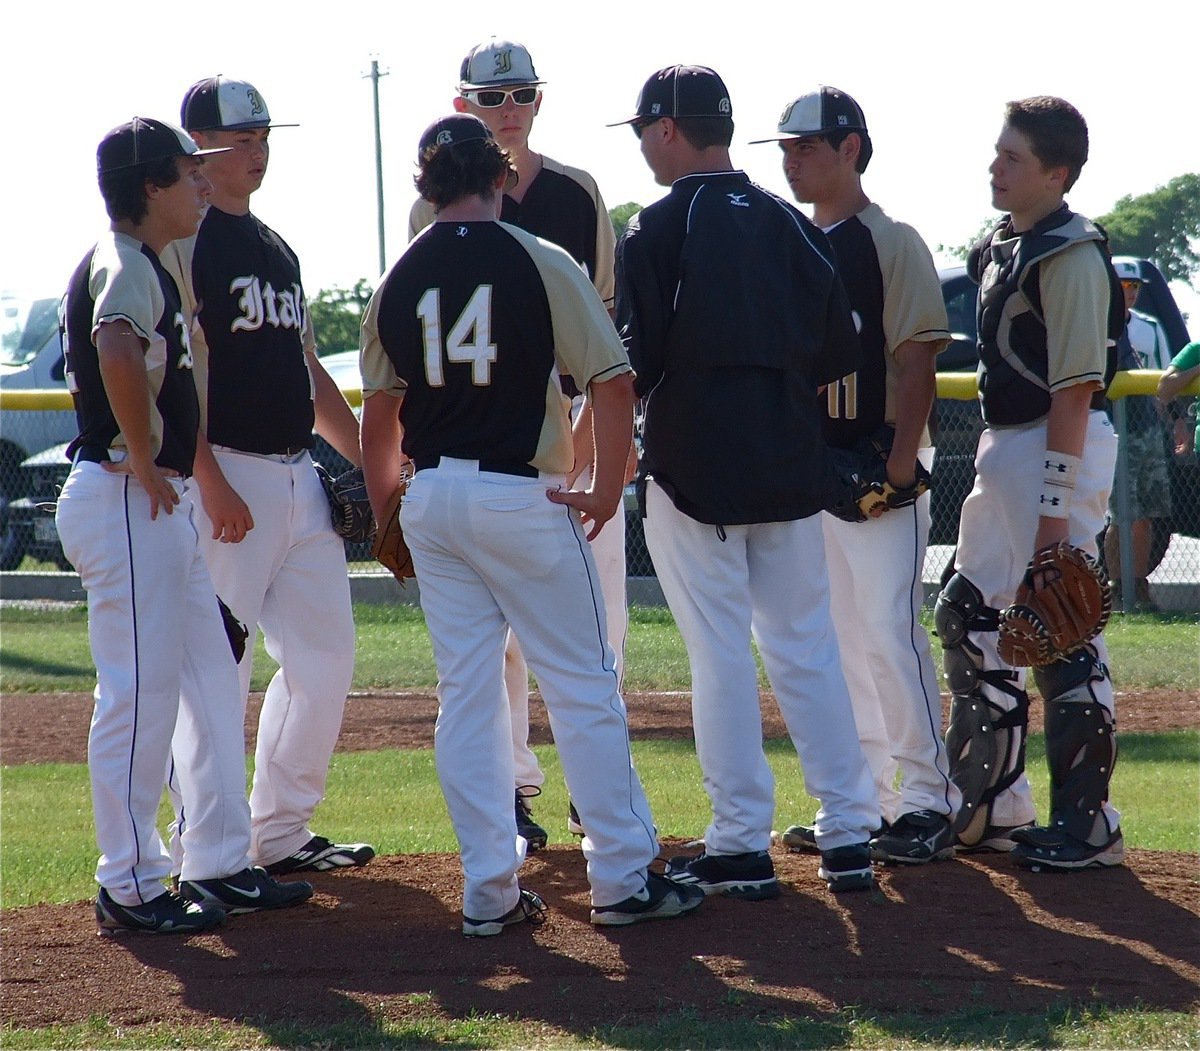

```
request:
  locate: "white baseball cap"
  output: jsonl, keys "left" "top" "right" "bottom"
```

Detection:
{"left": 458, "top": 39, "right": 544, "bottom": 90}
{"left": 1111, "top": 257, "right": 1144, "bottom": 282}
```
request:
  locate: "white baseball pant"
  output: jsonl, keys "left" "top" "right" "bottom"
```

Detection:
{"left": 56, "top": 462, "right": 252, "bottom": 903}
{"left": 953, "top": 410, "right": 1120, "bottom": 831}
{"left": 822, "top": 448, "right": 960, "bottom": 823}
{"left": 643, "top": 480, "right": 878, "bottom": 854}
{"left": 506, "top": 460, "right": 628, "bottom": 792}
{"left": 179, "top": 447, "right": 355, "bottom": 867}
{"left": 401, "top": 457, "right": 657, "bottom": 920}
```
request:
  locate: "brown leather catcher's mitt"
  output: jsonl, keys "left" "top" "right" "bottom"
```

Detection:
{"left": 370, "top": 468, "right": 415, "bottom": 583}
{"left": 997, "top": 542, "right": 1112, "bottom": 666}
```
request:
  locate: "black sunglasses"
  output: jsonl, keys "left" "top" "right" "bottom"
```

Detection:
{"left": 632, "top": 116, "right": 662, "bottom": 139}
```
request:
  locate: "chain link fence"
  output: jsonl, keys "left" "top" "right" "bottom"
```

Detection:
{"left": 3, "top": 375, "right": 1198, "bottom": 612}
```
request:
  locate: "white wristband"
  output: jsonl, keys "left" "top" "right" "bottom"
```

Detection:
{"left": 1039, "top": 452, "right": 1080, "bottom": 519}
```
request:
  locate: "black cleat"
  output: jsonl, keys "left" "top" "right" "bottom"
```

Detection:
{"left": 515, "top": 790, "right": 548, "bottom": 852}
{"left": 264, "top": 835, "right": 375, "bottom": 875}
{"left": 463, "top": 888, "right": 548, "bottom": 937}
{"left": 870, "top": 810, "right": 956, "bottom": 864}
{"left": 96, "top": 887, "right": 225, "bottom": 935}
{"left": 180, "top": 866, "right": 314, "bottom": 914}
{"left": 591, "top": 872, "right": 705, "bottom": 925}
{"left": 664, "top": 849, "right": 780, "bottom": 900}
{"left": 818, "top": 843, "right": 875, "bottom": 893}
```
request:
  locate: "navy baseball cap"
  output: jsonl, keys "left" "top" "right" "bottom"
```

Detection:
{"left": 749, "top": 86, "right": 868, "bottom": 143}
{"left": 418, "top": 114, "right": 519, "bottom": 189}
{"left": 181, "top": 76, "right": 298, "bottom": 132}
{"left": 459, "top": 38, "right": 544, "bottom": 90}
{"left": 607, "top": 65, "right": 732, "bottom": 127}
{"left": 97, "top": 117, "right": 232, "bottom": 175}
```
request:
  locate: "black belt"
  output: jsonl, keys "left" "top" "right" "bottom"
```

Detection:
{"left": 413, "top": 456, "right": 538, "bottom": 478}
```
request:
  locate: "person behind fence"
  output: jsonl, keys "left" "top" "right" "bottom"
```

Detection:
{"left": 936, "top": 96, "right": 1126, "bottom": 870}
{"left": 1102, "top": 261, "right": 1174, "bottom": 611}
{"left": 1157, "top": 341, "right": 1200, "bottom": 460}
{"left": 611, "top": 65, "right": 880, "bottom": 897}
{"left": 56, "top": 117, "right": 313, "bottom": 934}
{"left": 358, "top": 113, "right": 704, "bottom": 935}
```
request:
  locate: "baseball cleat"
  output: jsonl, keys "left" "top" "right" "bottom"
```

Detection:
{"left": 780, "top": 823, "right": 819, "bottom": 854}
{"left": 782, "top": 819, "right": 889, "bottom": 855}
{"left": 263, "top": 835, "right": 375, "bottom": 875}
{"left": 179, "top": 866, "right": 314, "bottom": 914}
{"left": 515, "top": 791, "right": 548, "bottom": 852}
{"left": 591, "top": 872, "right": 705, "bottom": 926}
{"left": 1010, "top": 826, "right": 1125, "bottom": 871}
{"left": 663, "top": 849, "right": 780, "bottom": 900}
{"left": 463, "top": 888, "right": 548, "bottom": 937}
{"left": 817, "top": 843, "right": 875, "bottom": 893}
{"left": 566, "top": 800, "right": 585, "bottom": 837}
{"left": 953, "top": 822, "right": 1033, "bottom": 854}
{"left": 96, "top": 887, "right": 225, "bottom": 935}
{"left": 870, "top": 810, "right": 956, "bottom": 864}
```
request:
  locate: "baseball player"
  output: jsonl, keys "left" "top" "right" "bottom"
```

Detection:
{"left": 408, "top": 38, "right": 629, "bottom": 848}
{"left": 936, "top": 96, "right": 1125, "bottom": 869}
{"left": 359, "top": 113, "right": 703, "bottom": 934}
{"left": 751, "top": 87, "right": 961, "bottom": 864}
{"left": 160, "top": 77, "right": 374, "bottom": 876}
{"left": 57, "top": 117, "right": 312, "bottom": 933}
{"left": 612, "top": 66, "right": 880, "bottom": 896}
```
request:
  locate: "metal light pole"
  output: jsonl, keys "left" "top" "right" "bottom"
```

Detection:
{"left": 365, "top": 58, "right": 389, "bottom": 276}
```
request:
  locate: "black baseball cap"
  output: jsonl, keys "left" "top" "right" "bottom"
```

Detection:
{"left": 607, "top": 65, "right": 732, "bottom": 127}
{"left": 417, "top": 114, "right": 519, "bottom": 190}
{"left": 749, "top": 86, "right": 868, "bottom": 143}
{"left": 96, "top": 117, "right": 232, "bottom": 175}
{"left": 181, "top": 76, "right": 298, "bottom": 132}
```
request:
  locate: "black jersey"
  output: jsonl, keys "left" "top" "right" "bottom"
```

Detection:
{"left": 408, "top": 156, "right": 615, "bottom": 307}
{"left": 61, "top": 232, "right": 199, "bottom": 475}
{"left": 162, "top": 206, "right": 315, "bottom": 454}
{"left": 617, "top": 171, "right": 859, "bottom": 525}
{"left": 361, "top": 221, "right": 630, "bottom": 474}
{"left": 499, "top": 163, "right": 604, "bottom": 297}
{"left": 820, "top": 203, "right": 950, "bottom": 449}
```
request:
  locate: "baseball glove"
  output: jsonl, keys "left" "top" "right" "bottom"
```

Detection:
{"left": 217, "top": 597, "right": 249, "bottom": 664}
{"left": 371, "top": 468, "right": 415, "bottom": 583}
{"left": 825, "top": 426, "right": 932, "bottom": 523}
{"left": 997, "top": 542, "right": 1112, "bottom": 667}
{"left": 314, "top": 464, "right": 376, "bottom": 544}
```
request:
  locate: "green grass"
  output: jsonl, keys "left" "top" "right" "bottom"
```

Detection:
{"left": 3, "top": 601, "right": 1198, "bottom": 1048}
{"left": 3, "top": 732, "right": 1196, "bottom": 909}
{"left": 1, "top": 603, "right": 1196, "bottom": 694}
{"left": 3, "top": 1002, "right": 1199, "bottom": 1049}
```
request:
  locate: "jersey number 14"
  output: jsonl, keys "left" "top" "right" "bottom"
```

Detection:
{"left": 416, "top": 286, "right": 497, "bottom": 387}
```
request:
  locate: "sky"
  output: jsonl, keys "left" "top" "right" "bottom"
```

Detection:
{"left": 2, "top": 0, "right": 1196, "bottom": 326}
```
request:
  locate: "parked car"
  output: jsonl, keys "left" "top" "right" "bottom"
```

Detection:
{"left": 3, "top": 347, "right": 371, "bottom": 570}
{"left": 11, "top": 434, "right": 375, "bottom": 571}
{"left": 0, "top": 294, "right": 75, "bottom": 568}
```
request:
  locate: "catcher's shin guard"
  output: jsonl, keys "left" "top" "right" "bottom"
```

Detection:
{"left": 1033, "top": 647, "right": 1117, "bottom": 846}
{"left": 937, "top": 574, "right": 1030, "bottom": 845}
